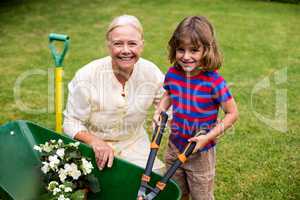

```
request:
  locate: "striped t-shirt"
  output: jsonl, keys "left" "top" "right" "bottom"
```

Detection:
{"left": 164, "top": 66, "right": 232, "bottom": 152}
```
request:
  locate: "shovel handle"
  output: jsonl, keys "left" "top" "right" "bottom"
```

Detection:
{"left": 49, "top": 33, "right": 69, "bottom": 41}
{"left": 48, "top": 33, "right": 70, "bottom": 133}
{"left": 48, "top": 33, "right": 70, "bottom": 67}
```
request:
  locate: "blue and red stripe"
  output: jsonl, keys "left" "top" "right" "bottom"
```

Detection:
{"left": 164, "top": 66, "right": 232, "bottom": 152}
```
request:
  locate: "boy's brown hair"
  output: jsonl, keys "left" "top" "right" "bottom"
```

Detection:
{"left": 168, "top": 16, "right": 223, "bottom": 70}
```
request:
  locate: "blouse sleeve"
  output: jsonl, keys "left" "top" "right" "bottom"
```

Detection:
{"left": 63, "top": 74, "right": 92, "bottom": 138}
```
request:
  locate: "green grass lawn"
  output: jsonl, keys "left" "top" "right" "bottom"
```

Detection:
{"left": 0, "top": 0, "right": 299, "bottom": 199}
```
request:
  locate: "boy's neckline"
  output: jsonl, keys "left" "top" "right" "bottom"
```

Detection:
{"left": 174, "top": 66, "right": 211, "bottom": 79}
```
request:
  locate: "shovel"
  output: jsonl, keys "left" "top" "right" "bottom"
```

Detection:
{"left": 48, "top": 33, "right": 70, "bottom": 133}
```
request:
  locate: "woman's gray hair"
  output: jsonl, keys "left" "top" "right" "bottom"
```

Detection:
{"left": 106, "top": 15, "right": 144, "bottom": 40}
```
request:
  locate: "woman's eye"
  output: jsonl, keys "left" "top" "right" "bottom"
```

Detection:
{"left": 177, "top": 48, "right": 184, "bottom": 52}
{"left": 128, "top": 42, "right": 138, "bottom": 47}
{"left": 112, "top": 42, "right": 123, "bottom": 47}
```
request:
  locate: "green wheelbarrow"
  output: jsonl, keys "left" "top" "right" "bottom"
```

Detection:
{"left": 0, "top": 120, "right": 181, "bottom": 200}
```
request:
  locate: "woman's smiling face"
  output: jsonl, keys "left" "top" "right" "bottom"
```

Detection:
{"left": 108, "top": 25, "right": 144, "bottom": 72}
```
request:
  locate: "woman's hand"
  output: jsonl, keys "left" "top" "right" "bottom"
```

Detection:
{"left": 90, "top": 139, "right": 114, "bottom": 170}
{"left": 188, "top": 134, "right": 211, "bottom": 153}
{"left": 74, "top": 131, "right": 114, "bottom": 170}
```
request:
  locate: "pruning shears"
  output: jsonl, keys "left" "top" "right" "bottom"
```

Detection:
{"left": 137, "top": 112, "right": 207, "bottom": 200}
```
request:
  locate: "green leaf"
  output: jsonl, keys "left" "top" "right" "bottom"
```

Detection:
{"left": 70, "top": 190, "right": 86, "bottom": 200}
{"left": 39, "top": 193, "right": 55, "bottom": 200}
{"left": 68, "top": 151, "right": 81, "bottom": 159}
{"left": 64, "top": 181, "right": 76, "bottom": 189}
{"left": 86, "top": 174, "right": 101, "bottom": 193}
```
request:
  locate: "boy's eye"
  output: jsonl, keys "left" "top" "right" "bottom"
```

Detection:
{"left": 191, "top": 48, "right": 200, "bottom": 52}
{"left": 176, "top": 48, "right": 184, "bottom": 52}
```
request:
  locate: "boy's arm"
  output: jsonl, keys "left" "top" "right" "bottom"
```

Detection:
{"left": 153, "top": 91, "right": 172, "bottom": 124}
{"left": 188, "top": 98, "right": 239, "bottom": 152}
{"left": 157, "top": 91, "right": 172, "bottom": 112}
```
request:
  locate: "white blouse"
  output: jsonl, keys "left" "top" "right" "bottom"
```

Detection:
{"left": 63, "top": 56, "right": 165, "bottom": 170}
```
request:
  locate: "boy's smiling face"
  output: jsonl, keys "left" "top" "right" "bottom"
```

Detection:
{"left": 175, "top": 38, "right": 204, "bottom": 75}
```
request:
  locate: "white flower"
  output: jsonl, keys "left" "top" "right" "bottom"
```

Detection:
{"left": 33, "top": 145, "right": 42, "bottom": 152}
{"left": 64, "top": 187, "right": 72, "bottom": 193}
{"left": 70, "top": 141, "right": 80, "bottom": 148}
{"left": 56, "top": 148, "right": 65, "bottom": 159}
{"left": 58, "top": 194, "right": 70, "bottom": 200}
{"left": 35, "top": 139, "right": 99, "bottom": 199}
{"left": 70, "top": 169, "right": 81, "bottom": 180}
{"left": 41, "top": 161, "right": 50, "bottom": 174}
{"left": 47, "top": 181, "right": 59, "bottom": 191}
{"left": 81, "top": 158, "right": 93, "bottom": 175}
{"left": 59, "top": 184, "right": 65, "bottom": 189}
{"left": 75, "top": 141, "right": 80, "bottom": 146}
{"left": 53, "top": 187, "right": 61, "bottom": 195}
{"left": 64, "top": 163, "right": 81, "bottom": 180}
{"left": 64, "top": 163, "right": 71, "bottom": 171}
{"left": 42, "top": 142, "right": 53, "bottom": 153}
{"left": 58, "top": 168, "right": 67, "bottom": 182}
{"left": 49, "top": 155, "right": 60, "bottom": 170}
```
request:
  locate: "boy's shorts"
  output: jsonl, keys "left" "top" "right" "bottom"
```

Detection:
{"left": 165, "top": 142, "right": 216, "bottom": 200}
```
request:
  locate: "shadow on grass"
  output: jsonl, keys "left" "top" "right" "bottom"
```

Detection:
{"left": 0, "top": 0, "right": 29, "bottom": 7}
{"left": 258, "top": 0, "right": 299, "bottom": 4}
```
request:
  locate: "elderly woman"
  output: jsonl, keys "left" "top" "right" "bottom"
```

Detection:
{"left": 63, "top": 15, "right": 165, "bottom": 172}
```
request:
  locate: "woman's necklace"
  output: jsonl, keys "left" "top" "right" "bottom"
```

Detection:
{"left": 121, "top": 84, "right": 126, "bottom": 97}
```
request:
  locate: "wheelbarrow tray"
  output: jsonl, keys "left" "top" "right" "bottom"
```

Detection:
{"left": 0, "top": 120, "right": 181, "bottom": 200}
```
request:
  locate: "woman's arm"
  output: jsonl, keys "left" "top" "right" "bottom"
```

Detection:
{"left": 74, "top": 131, "right": 114, "bottom": 170}
{"left": 63, "top": 76, "right": 114, "bottom": 170}
{"left": 188, "top": 98, "right": 239, "bottom": 152}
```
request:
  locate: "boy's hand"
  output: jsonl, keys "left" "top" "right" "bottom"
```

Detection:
{"left": 152, "top": 110, "right": 161, "bottom": 130}
{"left": 188, "top": 134, "right": 211, "bottom": 153}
